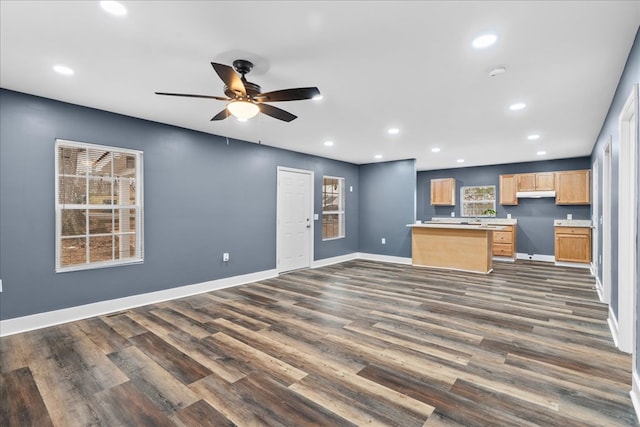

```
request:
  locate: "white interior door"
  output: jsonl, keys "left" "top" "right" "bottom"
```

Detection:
{"left": 618, "top": 84, "right": 638, "bottom": 354}
{"left": 277, "top": 167, "right": 313, "bottom": 273}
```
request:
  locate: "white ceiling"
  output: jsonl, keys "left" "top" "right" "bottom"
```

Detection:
{"left": 1, "top": 1, "right": 638, "bottom": 171}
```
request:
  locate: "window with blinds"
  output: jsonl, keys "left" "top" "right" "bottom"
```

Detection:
{"left": 322, "top": 176, "right": 345, "bottom": 240}
{"left": 55, "top": 139, "right": 143, "bottom": 272}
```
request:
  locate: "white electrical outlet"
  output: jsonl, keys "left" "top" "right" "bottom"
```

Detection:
{"left": 381, "top": 238, "right": 386, "bottom": 244}
{"left": 567, "top": 213, "right": 572, "bottom": 220}
{"left": 223, "top": 253, "right": 230, "bottom": 262}
{"left": 349, "top": 186, "right": 353, "bottom": 192}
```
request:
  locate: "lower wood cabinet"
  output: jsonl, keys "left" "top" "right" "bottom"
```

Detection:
{"left": 492, "top": 225, "right": 517, "bottom": 260}
{"left": 554, "top": 226, "right": 591, "bottom": 263}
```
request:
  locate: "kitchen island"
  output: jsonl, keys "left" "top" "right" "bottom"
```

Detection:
{"left": 407, "top": 222, "right": 506, "bottom": 274}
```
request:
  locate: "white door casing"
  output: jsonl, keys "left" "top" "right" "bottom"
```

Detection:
{"left": 603, "top": 140, "right": 613, "bottom": 305}
{"left": 618, "top": 84, "right": 638, "bottom": 354}
{"left": 592, "top": 157, "right": 599, "bottom": 283}
{"left": 277, "top": 167, "right": 313, "bottom": 273}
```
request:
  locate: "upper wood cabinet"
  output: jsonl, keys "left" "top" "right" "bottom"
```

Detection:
{"left": 499, "top": 174, "right": 518, "bottom": 205}
{"left": 555, "top": 169, "right": 590, "bottom": 205}
{"left": 431, "top": 178, "right": 456, "bottom": 206}
{"left": 517, "top": 172, "right": 555, "bottom": 192}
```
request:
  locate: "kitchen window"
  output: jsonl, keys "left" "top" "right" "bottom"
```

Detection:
{"left": 55, "top": 139, "right": 143, "bottom": 272}
{"left": 461, "top": 185, "right": 496, "bottom": 217}
{"left": 322, "top": 176, "right": 345, "bottom": 240}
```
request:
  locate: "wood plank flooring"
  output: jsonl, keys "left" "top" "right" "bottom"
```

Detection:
{"left": 1, "top": 260, "right": 637, "bottom": 426}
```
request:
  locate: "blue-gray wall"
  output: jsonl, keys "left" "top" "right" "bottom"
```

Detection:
{"left": 358, "top": 159, "right": 416, "bottom": 258}
{"left": 589, "top": 27, "right": 639, "bottom": 366}
{"left": 417, "top": 158, "right": 592, "bottom": 256}
{"left": 0, "top": 89, "right": 360, "bottom": 320}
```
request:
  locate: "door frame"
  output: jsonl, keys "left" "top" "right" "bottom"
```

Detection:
{"left": 276, "top": 166, "right": 314, "bottom": 273}
{"left": 592, "top": 157, "right": 599, "bottom": 283}
{"left": 603, "top": 139, "right": 612, "bottom": 305}
{"left": 617, "top": 84, "right": 638, "bottom": 354}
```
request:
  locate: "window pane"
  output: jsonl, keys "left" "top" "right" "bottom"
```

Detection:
{"left": 114, "top": 209, "right": 136, "bottom": 233}
{"left": 58, "top": 177, "right": 86, "bottom": 204}
{"left": 89, "top": 209, "right": 113, "bottom": 234}
{"left": 90, "top": 235, "right": 113, "bottom": 262}
{"left": 58, "top": 146, "right": 87, "bottom": 175}
{"left": 115, "top": 234, "right": 136, "bottom": 259}
{"left": 61, "top": 209, "right": 86, "bottom": 236}
{"left": 323, "top": 213, "right": 340, "bottom": 239}
{"left": 114, "top": 177, "right": 136, "bottom": 205}
{"left": 89, "top": 177, "right": 113, "bottom": 205}
{"left": 60, "top": 237, "right": 86, "bottom": 266}
{"left": 89, "top": 150, "right": 112, "bottom": 177}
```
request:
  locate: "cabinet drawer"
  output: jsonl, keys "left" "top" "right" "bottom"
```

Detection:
{"left": 493, "top": 243, "right": 513, "bottom": 256}
{"left": 555, "top": 227, "right": 590, "bottom": 235}
{"left": 493, "top": 231, "right": 513, "bottom": 243}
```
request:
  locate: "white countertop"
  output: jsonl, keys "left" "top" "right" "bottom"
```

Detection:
{"left": 428, "top": 217, "right": 518, "bottom": 225}
{"left": 554, "top": 219, "right": 592, "bottom": 227}
{"left": 408, "top": 222, "right": 508, "bottom": 230}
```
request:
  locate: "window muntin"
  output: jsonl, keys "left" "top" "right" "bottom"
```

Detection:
{"left": 460, "top": 185, "right": 496, "bottom": 217}
{"left": 322, "top": 176, "right": 345, "bottom": 240}
{"left": 55, "top": 139, "right": 143, "bottom": 272}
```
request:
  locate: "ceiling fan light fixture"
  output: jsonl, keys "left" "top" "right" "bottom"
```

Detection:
{"left": 227, "top": 100, "right": 259, "bottom": 120}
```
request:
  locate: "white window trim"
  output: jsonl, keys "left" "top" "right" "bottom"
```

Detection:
{"left": 460, "top": 185, "right": 496, "bottom": 218}
{"left": 55, "top": 139, "right": 144, "bottom": 273}
{"left": 322, "top": 176, "right": 345, "bottom": 240}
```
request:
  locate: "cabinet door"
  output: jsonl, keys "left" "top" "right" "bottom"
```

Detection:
{"left": 555, "top": 227, "right": 591, "bottom": 263}
{"left": 556, "top": 170, "right": 590, "bottom": 205}
{"left": 517, "top": 173, "right": 536, "bottom": 192}
{"left": 535, "top": 172, "right": 555, "bottom": 191}
{"left": 431, "top": 178, "right": 455, "bottom": 206}
{"left": 499, "top": 175, "right": 518, "bottom": 205}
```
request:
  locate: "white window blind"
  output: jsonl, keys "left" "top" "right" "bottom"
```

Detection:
{"left": 322, "top": 176, "right": 345, "bottom": 240}
{"left": 55, "top": 139, "right": 143, "bottom": 272}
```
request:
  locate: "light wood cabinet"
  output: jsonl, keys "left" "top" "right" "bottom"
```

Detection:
{"left": 492, "top": 225, "right": 517, "bottom": 260}
{"left": 499, "top": 174, "right": 518, "bottom": 205}
{"left": 430, "top": 178, "right": 456, "bottom": 206}
{"left": 517, "top": 172, "right": 555, "bottom": 192}
{"left": 555, "top": 169, "right": 590, "bottom": 205}
{"left": 554, "top": 226, "right": 591, "bottom": 263}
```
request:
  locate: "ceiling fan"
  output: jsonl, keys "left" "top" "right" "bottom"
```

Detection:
{"left": 155, "top": 59, "right": 321, "bottom": 122}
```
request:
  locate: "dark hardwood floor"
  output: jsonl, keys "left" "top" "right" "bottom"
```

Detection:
{"left": 1, "top": 260, "right": 637, "bottom": 426}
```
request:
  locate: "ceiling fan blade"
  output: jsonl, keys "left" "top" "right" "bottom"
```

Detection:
{"left": 210, "top": 109, "right": 229, "bottom": 121}
{"left": 155, "top": 92, "right": 229, "bottom": 101}
{"left": 259, "top": 103, "right": 297, "bottom": 122}
{"left": 255, "top": 87, "right": 321, "bottom": 102}
{"left": 211, "top": 62, "right": 246, "bottom": 96}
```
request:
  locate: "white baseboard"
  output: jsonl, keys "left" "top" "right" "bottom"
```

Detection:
{"left": 0, "top": 269, "right": 277, "bottom": 337}
{"left": 312, "top": 253, "right": 359, "bottom": 268}
{"left": 608, "top": 305, "right": 621, "bottom": 349}
{"left": 554, "top": 261, "right": 592, "bottom": 269}
{"left": 631, "top": 369, "right": 640, "bottom": 424}
{"left": 356, "top": 252, "right": 412, "bottom": 265}
{"left": 516, "top": 253, "right": 555, "bottom": 263}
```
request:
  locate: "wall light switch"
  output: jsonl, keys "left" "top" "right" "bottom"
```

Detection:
{"left": 349, "top": 186, "right": 353, "bottom": 192}
{"left": 314, "top": 213, "right": 319, "bottom": 220}
{"left": 381, "top": 238, "right": 386, "bottom": 244}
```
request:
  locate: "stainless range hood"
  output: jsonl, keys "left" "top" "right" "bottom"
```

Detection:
{"left": 516, "top": 190, "right": 556, "bottom": 198}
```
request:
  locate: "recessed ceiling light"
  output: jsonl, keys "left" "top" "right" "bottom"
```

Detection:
{"left": 324, "top": 140, "right": 334, "bottom": 146}
{"left": 432, "top": 147, "right": 441, "bottom": 153}
{"left": 53, "top": 64, "right": 74, "bottom": 76}
{"left": 457, "top": 159, "right": 465, "bottom": 163}
{"left": 537, "top": 150, "right": 547, "bottom": 156}
{"left": 387, "top": 127, "right": 399, "bottom": 135}
{"left": 472, "top": 33, "right": 497, "bottom": 49}
{"left": 374, "top": 154, "right": 383, "bottom": 159}
{"left": 509, "top": 102, "right": 526, "bottom": 111}
{"left": 100, "top": 1, "right": 127, "bottom": 16}
{"left": 489, "top": 66, "right": 507, "bottom": 77}
{"left": 528, "top": 134, "right": 540, "bottom": 140}
{"left": 312, "top": 94, "right": 323, "bottom": 101}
